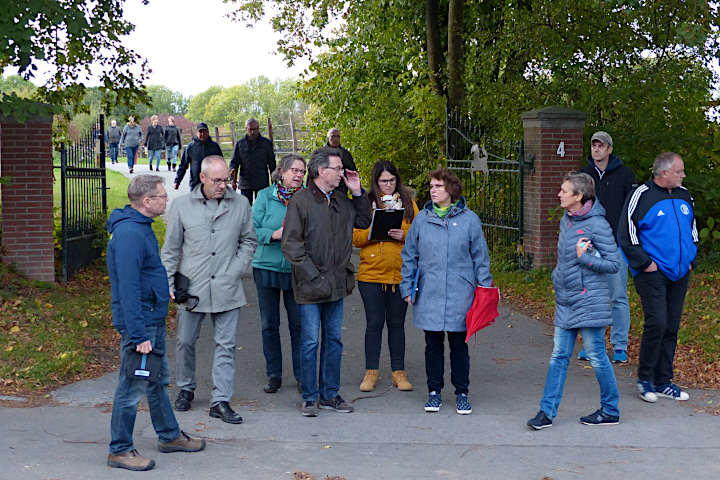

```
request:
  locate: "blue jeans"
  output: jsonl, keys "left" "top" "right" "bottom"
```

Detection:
{"left": 148, "top": 149, "right": 162, "bottom": 168}
{"left": 109, "top": 325, "right": 180, "bottom": 455}
{"left": 166, "top": 145, "right": 179, "bottom": 165}
{"left": 254, "top": 270, "right": 301, "bottom": 381}
{"left": 298, "top": 299, "right": 344, "bottom": 402}
{"left": 125, "top": 146, "right": 138, "bottom": 169}
{"left": 539, "top": 326, "right": 619, "bottom": 420}
{"left": 109, "top": 143, "right": 119, "bottom": 163}
{"left": 608, "top": 249, "right": 631, "bottom": 351}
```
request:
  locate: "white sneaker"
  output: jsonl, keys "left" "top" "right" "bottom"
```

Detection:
{"left": 655, "top": 383, "right": 689, "bottom": 401}
{"left": 638, "top": 381, "right": 658, "bottom": 403}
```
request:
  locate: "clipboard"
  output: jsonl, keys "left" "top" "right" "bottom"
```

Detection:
{"left": 368, "top": 209, "right": 404, "bottom": 242}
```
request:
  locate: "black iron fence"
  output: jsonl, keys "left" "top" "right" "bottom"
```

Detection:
{"left": 56, "top": 114, "right": 107, "bottom": 280}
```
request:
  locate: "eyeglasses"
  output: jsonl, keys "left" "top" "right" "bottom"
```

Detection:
{"left": 148, "top": 194, "right": 169, "bottom": 199}
{"left": 289, "top": 168, "right": 306, "bottom": 175}
{"left": 207, "top": 177, "right": 231, "bottom": 185}
{"left": 429, "top": 183, "right": 445, "bottom": 190}
{"left": 378, "top": 178, "right": 396, "bottom": 185}
{"left": 325, "top": 166, "right": 344, "bottom": 173}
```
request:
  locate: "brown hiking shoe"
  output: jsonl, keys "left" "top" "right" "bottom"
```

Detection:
{"left": 158, "top": 431, "right": 206, "bottom": 453}
{"left": 392, "top": 370, "right": 413, "bottom": 391}
{"left": 107, "top": 449, "right": 155, "bottom": 471}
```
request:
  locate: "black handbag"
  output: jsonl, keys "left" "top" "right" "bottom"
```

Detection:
{"left": 173, "top": 272, "right": 199, "bottom": 311}
{"left": 124, "top": 348, "right": 164, "bottom": 382}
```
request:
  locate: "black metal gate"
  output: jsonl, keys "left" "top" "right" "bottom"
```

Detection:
{"left": 446, "top": 108, "right": 533, "bottom": 267}
{"left": 57, "top": 114, "right": 107, "bottom": 281}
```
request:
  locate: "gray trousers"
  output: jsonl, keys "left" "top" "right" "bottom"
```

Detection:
{"left": 175, "top": 308, "right": 241, "bottom": 406}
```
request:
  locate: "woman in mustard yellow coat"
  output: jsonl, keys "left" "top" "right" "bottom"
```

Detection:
{"left": 353, "top": 161, "right": 419, "bottom": 392}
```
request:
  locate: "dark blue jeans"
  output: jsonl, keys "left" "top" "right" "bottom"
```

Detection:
{"left": 358, "top": 281, "right": 407, "bottom": 371}
{"left": 109, "top": 325, "right": 180, "bottom": 455}
{"left": 424, "top": 330, "right": 469, "bottom": 395}
{"left": 254, "top": 269, "right": 301, "bottom": 381}
{"left": 125, "top": 146, "right": 138, "bottom": 169}
{"left": 109, "top": 143, "right": 119, "bottom": 163}
{"left": 299, "top": 299, "right": 344, "bottom": 402}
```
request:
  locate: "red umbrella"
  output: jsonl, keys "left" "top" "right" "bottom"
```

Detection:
{"left": 465, "top": 285, "right": 500, "bottom": 343}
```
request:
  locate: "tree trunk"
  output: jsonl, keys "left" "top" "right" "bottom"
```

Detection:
{"left": 447, "top": 0, "right": 465, "bottom": 111}
{"left": 425, "top": 0, "right": 444, "bottom": 96}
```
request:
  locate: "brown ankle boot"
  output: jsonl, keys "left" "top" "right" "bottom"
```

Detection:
{"left": 392, "top": 370, "right": 413, "bottom": 391}
{"left": 359, "top": 369, "right": 379, "bottom": 392}
{"left": 108, "top": 449, "right": 155, "bottom": 471}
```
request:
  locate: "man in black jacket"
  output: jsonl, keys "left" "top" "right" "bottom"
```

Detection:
{"left": 326, "top": 128, "right": 358, "bottom": 196}
{"left": 174, "top": 123, "right": 223, "bottom": 191}
{"left": 229, "top": 118, "right": 276, "bottom": 205}
{"left": 577, "top": 131, "right": 637, "bottom": 364}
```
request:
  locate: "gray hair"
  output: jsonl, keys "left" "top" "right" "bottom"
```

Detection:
{"left": 653, "top": 152, "right": 680, "bottom": 178}
{"left": 201, "top": 155, "right": 228, "bottom": 174}
{"left": 307, "top": 147, "right": 341, "bottom": 179}
{"left": 128, "top": 175, "right": 164, "bottom": 202}
{"left": 327, "top": 128, "right": 340, "bottom": 139}
{"left": 271, "top": 154, "right": 306, "bottom": 183}
{"left": 564, "top": 172, "right": 596, "bottom": 204}
{"left": 245, "top": 117, "right": 259, "bottom": 128}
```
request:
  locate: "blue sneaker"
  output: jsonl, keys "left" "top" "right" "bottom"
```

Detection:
{"left": 612, "top": 350, "right": 628, "bottom": 363}
{"left": 456, "top": 393, "right": 472, "bottom": 415}
{"left": 577, "top": 349, "right": 589, "bottom": 361}
{"left": 638, "top": 380, "right": 658, "bottom": 403}
{"left": 655, "top": 383, "right": 690, "bottom": 401}
{"left": 527, "top": 410, "right": 553, "bottom": 430}
{"left": 424, "top": 391, "right": 442, "bottom": 412}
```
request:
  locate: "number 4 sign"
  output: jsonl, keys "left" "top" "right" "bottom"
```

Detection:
{"left": 557, "top": 141, "right": 565, "bottom": 158}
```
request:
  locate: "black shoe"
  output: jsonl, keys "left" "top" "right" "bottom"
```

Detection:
{"left": 174, "top": 390, "right": 194, "bottom": 411}
{"left": 149, "top": 165, "right": 153, "bottom": 171}
{"left": 172, "top": 165, "right": 176, "bottom": 172}
{"left": 264, "top": 377, "right": 282, "bottom": 393}
{"left": 527, "top": 410, "right": 553, "bottom": 430}
{"left": 209, "top": 401, "right": 243, "bottom": 424}
{"left": 580, "top": 409, "right": 619, "bottom": 426}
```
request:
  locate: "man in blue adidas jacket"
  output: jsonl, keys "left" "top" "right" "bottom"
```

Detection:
{"left": 618, "top": 152, "right": 698, "bottom": 403}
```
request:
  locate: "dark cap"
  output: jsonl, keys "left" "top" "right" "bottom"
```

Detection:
{"left": 591, "top": 131, "right": 613, "bottom": 146}
{"left": 196, "top": 122, "right": 209, "bottom": 132}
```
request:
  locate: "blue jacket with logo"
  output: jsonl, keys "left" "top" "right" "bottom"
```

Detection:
{"left": 618, "top": 180, "right": 698, "bottom": 281}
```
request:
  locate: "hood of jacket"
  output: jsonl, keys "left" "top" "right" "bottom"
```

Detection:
{"left": 107, "top": 205, "right": 153, "bottom": 234}
{"left": 585, "top": 153, "right": 624, "bottom": 173}
{"left": 566, "top": 197, "right": 607, "bottom": 222}
{"left": 421, "top": 195, "right": 468, "bottom": 217}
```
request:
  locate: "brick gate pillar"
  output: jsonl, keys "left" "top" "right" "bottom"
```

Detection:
{"left": 521, "top": 106, "right": 588, "bottom": 268}
{"left": 0, "top": 114, "right": 56, "bottom": 282}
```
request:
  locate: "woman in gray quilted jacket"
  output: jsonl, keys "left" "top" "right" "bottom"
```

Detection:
{"left": 527, "top": 172, "right": 621, "bottom": 430}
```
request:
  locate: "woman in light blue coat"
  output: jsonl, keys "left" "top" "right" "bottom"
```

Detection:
{"left": 527, "top": 172, "right": 620, "bottom": 430}
{"left": 400, "top": 167, "right": 492, "bottom": 416}
{"left": 251, "top": 154, "right": 306, "bottom": 394}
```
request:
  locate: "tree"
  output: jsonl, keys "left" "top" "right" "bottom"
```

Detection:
{"left": 186, "top": 86, "right": 226, "bottom": 122}
{"left": 0, "top": 0, "right": 151, "bottom": 120}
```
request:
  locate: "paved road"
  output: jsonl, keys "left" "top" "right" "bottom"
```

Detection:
{"left": 2, "top": 163, "right": 719, "bottom": 479}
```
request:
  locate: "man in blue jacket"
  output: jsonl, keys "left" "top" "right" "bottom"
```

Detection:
{"left": 618, "top": 152, "right": 698, "bottom": 403}
{"left": 106, "top": 175, "right": 205, "bottom": 471}
{"left": 577, "top": 131, "right": 637, "bottom": 363}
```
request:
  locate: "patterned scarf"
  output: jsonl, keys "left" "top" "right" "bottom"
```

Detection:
{"left": 568, "top": 199, "right": 594, "bottom": 217}
{"left": 372, "top": 192, "right": 403, "bottom": 210}
{"left": 277, "top": 183, "right": 302, "bottom": 206}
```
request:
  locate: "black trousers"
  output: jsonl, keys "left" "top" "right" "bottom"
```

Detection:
{"left": 634, "top": 270, "right": 691, "bottom": 385}
{"left": 240, "top": 189, "right": 261, "bottom": 205}
{"left": 358, "top": 281, "right": 408, "bottom": 371}
{"left": 424, "top": 330, "right": 469, "bottom": 395}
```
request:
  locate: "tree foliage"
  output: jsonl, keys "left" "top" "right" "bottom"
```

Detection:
{"left": 0, "top": 0, "right": 151, "bottom": 120}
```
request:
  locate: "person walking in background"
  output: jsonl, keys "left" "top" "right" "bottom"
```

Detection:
{"left": 119, "top": 116, "right": 142, "bottom": 174}
{"left": 251, "top": 154, "right": 307, "bottom": 395}
{"left": 576, "top": 131, "right": 637, "bottom": 364}
{"left": 325, "top": 128, "right": 357, "bottom": 196}
{"left": 162, "top": 156, "right": 257, "bottom": 424}
{"left": 145, "top": 115, "right": 164, "bottom": 171}
{"left": 106, "top": 175, "right": 205, "bottom": 471}
{"left": 164, "top": 116, "right": 182, "bottom": 172}
{"left": 400, "top": 167, "right": 492, "bottom": 415}
{"left": 281, "top": 147, "right": 372, "bottom": 417}
{"left": 353, "top": 160, "right": 417, "bottom": 393}
{"left": 105, "top": 119, "right": 122, "bottom": 165}
{"left": 230, "top": 118, "right": 276, "bottom": 205}
{"left": 527, "top": 172, "right": 620, "bottom": 430}
{"left": 618, "top": 152, "right": 698, "bottom": 403}
{"left": 174, "top": 123, "right": 223, "bottom": 191}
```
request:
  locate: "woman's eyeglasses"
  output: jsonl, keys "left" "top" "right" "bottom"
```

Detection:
{"left": 289, "top": 168, "right": 306, "bottom": 175}
{"left": 378, "top": 178, "right": 396, "bottom": 185}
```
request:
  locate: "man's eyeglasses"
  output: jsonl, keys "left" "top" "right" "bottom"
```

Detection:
{"left": 207, "top": 177, "right": 231, "bottom": 185}
{"left": 289, "top": 168, "right": 306, "bottom": 175}
{"left": 148, "top": 194, "right": 169, "bottom": 199}
{"left": 325, "top": 166, "right": 344, "bottom": 173}
{"left": 378, "top": 178, "right": 396, "bottom": 185}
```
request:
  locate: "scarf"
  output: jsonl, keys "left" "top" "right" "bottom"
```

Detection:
{"left": 372, "top": 192, "right": 403, "bottom": 210}
{"left": 277, "top": 183, "right": 302, "bottom": 206}
{"left": 567, "top": 199, "right": 593, "bottom": 217}
{"left": 433, "top": 201, "right": 457, "bottom": 219}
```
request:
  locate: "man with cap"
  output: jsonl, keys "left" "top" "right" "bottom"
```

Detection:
{"left": 326, "top": 128, "right": 358, "bottom": 196}
{"left": 229, "top": 117, "right": 276, "bottom": 205}
{"left": 577, "top": 131, "right": 637, "bottom": 363}
{"left": 174, "top": 123, "right": 223, "bottom": 191}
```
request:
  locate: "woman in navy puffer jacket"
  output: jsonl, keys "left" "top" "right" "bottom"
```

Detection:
{"left": 528, "top": 172, "right": 621, "bottom": 430}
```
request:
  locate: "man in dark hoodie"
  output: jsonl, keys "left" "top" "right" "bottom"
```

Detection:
{"left": 229, "top": 117, "right": 276, "bottom": 205}
{"left": 106, "top": 175, "right": 205, "bottom": 471}
{"left": 577, "top": 131, "right": 637, "bottom": 364}
{"left": 174, "top": 122, "right": 223, "bottom": 191}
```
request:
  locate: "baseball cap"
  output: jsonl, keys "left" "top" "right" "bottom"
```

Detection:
{"left": 591, "top": 131, "right": 613, "bottom": 146}
{"left": 196, "top": 122, "right": 209, "bottom": 132}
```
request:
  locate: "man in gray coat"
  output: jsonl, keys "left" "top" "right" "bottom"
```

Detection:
{"left": 162, "top": 155, "right": 257, "bottom": 424}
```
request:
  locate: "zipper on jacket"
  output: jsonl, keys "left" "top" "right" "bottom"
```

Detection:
{"left": 671, "top": 195, "right": 682, "bottom": 280}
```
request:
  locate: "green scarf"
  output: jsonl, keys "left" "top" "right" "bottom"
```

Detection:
{"left": 433, "top": 202, "right": 457, "bottom": 218}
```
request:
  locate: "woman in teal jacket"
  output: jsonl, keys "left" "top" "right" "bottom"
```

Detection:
{"left": 251, "top": 154, "right": 306, "bottom": 394}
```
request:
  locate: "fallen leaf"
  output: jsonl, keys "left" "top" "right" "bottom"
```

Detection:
{"left": 324, "top": 445, "right": 331, "bottom": 449}
{"left": 10, "top": 326, "right": 20, "bottom": 334}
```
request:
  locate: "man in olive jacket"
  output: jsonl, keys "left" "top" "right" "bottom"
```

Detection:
{"left": 281, "top": 147, "right": 371, "bottom": 417}
{"left": 162, "top": 155, "right": 257, "bottom": 424}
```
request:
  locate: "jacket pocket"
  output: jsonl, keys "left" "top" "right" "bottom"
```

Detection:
{"left": 299, "top": 272, "right": 333, "bottom": 301}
